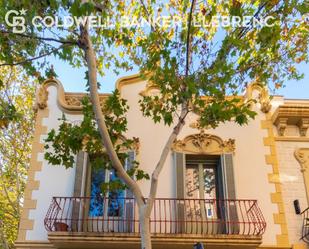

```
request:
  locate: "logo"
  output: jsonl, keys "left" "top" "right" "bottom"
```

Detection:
{"left": 4, "top": 8, "right": 277, "bottom": 33}
{"left": 5, "top": 9, "right": 27, "bottom": 34}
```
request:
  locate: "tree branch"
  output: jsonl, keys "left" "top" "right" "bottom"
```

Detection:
{"left": 145, "top": 108, "right": 188, "bottom": 216}
{"left": 0, "top": 30, "right": 78, "bottom": 45}
{"left": 0, "top": 45, "right": 66, "bottom": 67}
{"left": 146, "top": 0, "right": 196, "bottom": 216}
{"left": 185, "top": 0, "right": 196, "bottom": 76}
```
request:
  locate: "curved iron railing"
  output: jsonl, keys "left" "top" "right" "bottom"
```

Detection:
{"left": 44, "top": 197, "right": 266, "bottom": 235}
{"left": 301, "top": 207, "right": 309, "bottom": 242}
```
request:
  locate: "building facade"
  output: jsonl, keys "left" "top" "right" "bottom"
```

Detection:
{"left": 15, "top": 75, "right": 309, "bottom": 249}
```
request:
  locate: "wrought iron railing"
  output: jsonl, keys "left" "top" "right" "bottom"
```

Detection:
{"left": 44, "top": 197, "right": 266, "bottom": 236}
{"left": 301, "top": 207, "right": 309, "bottom": 242}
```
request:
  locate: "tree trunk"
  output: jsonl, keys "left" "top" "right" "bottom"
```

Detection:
{"left": 81, "top": 23, "right": 145, "bottom": 208}
{"left": 81, "top": 19, "right": 188, "bottom": 249}
{"left": 139, "top": 205, "right": 152, "bottom": 249}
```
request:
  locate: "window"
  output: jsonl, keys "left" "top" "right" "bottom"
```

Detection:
{"left": 89, "top": 167, "right": 125, "bottom": 217}
{"left": 185, "top": 155, "right": 222, "bottom": 219}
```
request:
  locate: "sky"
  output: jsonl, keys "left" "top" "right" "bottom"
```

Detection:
{"left": 47, "top": 55, "right": 309, "bottom": 99}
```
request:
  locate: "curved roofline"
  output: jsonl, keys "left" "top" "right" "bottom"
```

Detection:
{"left": 36, "top": 73, "right": 146, "bottom": 113}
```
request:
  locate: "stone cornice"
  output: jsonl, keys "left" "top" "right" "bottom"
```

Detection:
{"left": 272, "top": 105, "right": 309, "bottom": 121}
{"left": 272, "top": 104, "right": 309, "bottom": 137}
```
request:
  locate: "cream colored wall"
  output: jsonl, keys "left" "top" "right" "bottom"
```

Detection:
{"left": 22, "top": 80, "right": 300, "bottom": 246}
{"left": 122, "top": 81, "right": 280, "bottom": 245}
{"left": 26, "top": 86, "right": 83, "bottom": 240}
{"left": 276, "top": 141, "right": 309, "bottom": 244}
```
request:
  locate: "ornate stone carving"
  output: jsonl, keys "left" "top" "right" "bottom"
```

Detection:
{"left": 189, "top": 119, "right": 211, "bottom": 131}
{"left": 35, "top": 79, "right": 110, "bottom": 112}
{"left": 222, "top": 139, "right": 236, "bottom": 152}
{"left": 36, "top": 86, "right": 48, "bottom": 109}
{"left": 189, "top": 121, "right": 201, "bottom": 130}
{"left": 259, "top": 88, "right": 272, "bottom": 113}
{"left": 295, "top": 148, "right": 309, "bottom": 202}
{"left": 298, "top": 118, "right": 309, "bottom": 137}
{"left": 275, "top": 118, "right": 288, "bottom": 136}
{"left": 65, "top": 95, "right": 83, "bottom": 107}
{"left": 295, "top": 148, "right": 309, "bottom": 171}
{"left": 172, "top": 131, "right": 235, "bottom": 154}
{"left": 245, "top": 82, "right": 272, "bottom": 113}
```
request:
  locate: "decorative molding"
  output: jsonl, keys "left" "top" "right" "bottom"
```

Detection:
{"left": 272, "top": 104, "right": 309, "bottom": 137}
{"left": 261, "top": 113, "right": 289, "bottom": 247}
{"left": 275, "top": 118, "right": 288, "bottom": 136}
{"left": 274, "top": 137, "right": 309, "bottom": 142}
{"left": 295, "top": 148, "right": 309, "bottom": 203}
{"left": 298, "top": 118, "right": 309, "bottom": 137}
{"left": 172, "top": 131, "right": 235, "bottom": 154}
{"left": 115, "top": 73, "right": 145, "bottom": 91}
{"left": 295, "top": 148, "right": 309, "bottom": 172}
{"left": 36, "top": 85, "right": 48, "bottom": 110}
{"left": 47, "top": 232, "right": 263, "bottom": 248}
{"left": 35, "top": 73, "right": 147, "bottom": 112}
{"left": 34, "top": 78, "right": 111, "bottom": 113}
{"left": 15, "top": 241, "right": 55, "bottom": 248}
{"left": 245, "top": 82, "right": 272, "bottom": 113}
{"left": 189, "top": 120, "right": 203, "bottom": 130}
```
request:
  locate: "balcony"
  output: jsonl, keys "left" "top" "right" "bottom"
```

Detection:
{"left": 301, "top": 207, "right": 309, "bottom": 243}
{"left": 44, "top": 197, "right": 266, "bottom": 249}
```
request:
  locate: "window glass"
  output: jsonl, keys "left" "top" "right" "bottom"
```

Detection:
{"left": 185, "top": 164, "right": 200, "bottom": 198}
{"left": 89, "top": 167, "right": 105, "bottom": 217}
{"left": 203, "top": 167, "right": 216, "bottom": 199}
{"left": 185, "top": 163, "right": 218, "bottom": 219}
{"left": 108, "top": 169, "right": 125, "bottom": 216}
{"left": 89, "top": 167, "right": 124, "bottom": 217}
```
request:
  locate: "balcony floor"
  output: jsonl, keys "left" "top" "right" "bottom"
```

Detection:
{"left": 48, "top": 232, "right": 263, "bottom": 249}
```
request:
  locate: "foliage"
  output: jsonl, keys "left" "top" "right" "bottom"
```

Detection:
{"left": 126, "top": 0, "right": 308, "bottom": 128}
{"left": 0, "top": 66, "right": 36, "bottom": 249}
{"left": 0, "top": 1, "right": 307, "bottom": 129}
{"left": 0, "top": 67, "right": 22, "bottom": 128}
{"left": 44, "top": 93, "right": 149, "bottom": 192}
{"left": 0, "top": 0, "right": 308, "bottom": 247}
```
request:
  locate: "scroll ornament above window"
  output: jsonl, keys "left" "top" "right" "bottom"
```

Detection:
{"left": 172, "top": 131, "right": 235, "bottom": 154}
